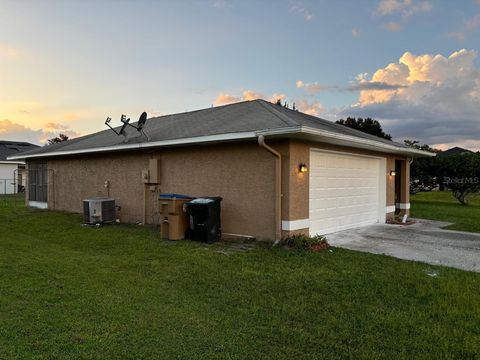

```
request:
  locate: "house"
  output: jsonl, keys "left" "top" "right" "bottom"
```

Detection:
{"left": 8, "top": 100, "right": 434, "bottom": 240}
{"left": 0, "top": 140, "right": 39, "bottom": 194}
{"left": 437, "top": 146, "right": 473, "bottom": 158}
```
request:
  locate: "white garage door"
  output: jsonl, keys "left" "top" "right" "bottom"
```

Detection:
{"left": 309, "top": 150, "right": 386, "bottom": 235}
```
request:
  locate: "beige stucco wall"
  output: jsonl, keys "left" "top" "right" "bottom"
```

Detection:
{"left": 43, "top": 142, "right": 277, "bottom": 240}
{"left": 157, "top": 142, "right": 276, "bottom": 239}
{"left": 28, "top": 138, "right": 411, "bottom": 241}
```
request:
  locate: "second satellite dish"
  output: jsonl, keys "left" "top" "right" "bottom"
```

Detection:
{"left": 137, "top": 112, "right": 147, "bottom": 132}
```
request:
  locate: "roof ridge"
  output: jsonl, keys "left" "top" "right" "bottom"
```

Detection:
{"left": 255, "top": 100, "right": 300, "bottom": 127}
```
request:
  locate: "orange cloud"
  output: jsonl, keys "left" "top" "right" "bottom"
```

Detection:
{"left": 213, "top": 90, "right": 287, "bottom": 106}
{"left": 295, "top": 100, "right": 324, "bottom": 116}
{"left": 354, "top": 49, "right": 479, "bottom": 106}
{"left": 432, "top": 140, "right": 480, "bottom": 152}
{"left": 375, "top": 0, "right": 432, "bottom": 17}
{"left": 296, "top": 80, "right": 329, "bottom": 94}
{"left": 384, "top": 22, "right": 402, "bottom": 32}
{"left": 0, "top": 119, "right": 80, "bottom": 145}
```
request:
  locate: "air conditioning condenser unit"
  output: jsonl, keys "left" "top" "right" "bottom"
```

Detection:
{"left": 83, "top": 198, "right": 116, "bottom": 225}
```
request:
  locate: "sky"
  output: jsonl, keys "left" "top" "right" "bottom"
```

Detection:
{"left": 1, "top": 0, "right": 480, "bottom": 150}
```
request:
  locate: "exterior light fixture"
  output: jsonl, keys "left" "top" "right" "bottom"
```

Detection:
{"left": 299, "top": 164, "right": 308, "bottom": 173}
{"left": 389, "top": 170, "right": 396, "bottom": 176}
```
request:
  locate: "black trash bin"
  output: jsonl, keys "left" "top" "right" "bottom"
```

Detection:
{"left": 185, "top": 197, "right": 222, "bottom": 243}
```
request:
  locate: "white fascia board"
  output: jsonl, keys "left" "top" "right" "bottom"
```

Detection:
{"left": 0, "top": 160, "right": 24, "bottom": 165}
{"left": 258, "top": 126, "right": 436, "bottom": 158}
{"left": 7, "top": 131, "right": 258, "bottom": 160}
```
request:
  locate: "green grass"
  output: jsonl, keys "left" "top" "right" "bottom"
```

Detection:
{"left": 0, "top": 192, "right": 25, "bottom": 207}
{"left": 1, "top": 205, "right": 480, "bottom": 358}
{"left": 411, "top": 191, "right": 480, "bottom": 232}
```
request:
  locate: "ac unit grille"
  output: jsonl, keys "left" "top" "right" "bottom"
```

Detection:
{"left": 83, "top": 198, "right": 116, "bottom": 224}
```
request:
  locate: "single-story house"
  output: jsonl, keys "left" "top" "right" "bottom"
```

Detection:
{"left": 8, "top": 100, "right": 434, "bottom": 240}
{"left": 0, "top": 140, "right": 39, "bottom": 194}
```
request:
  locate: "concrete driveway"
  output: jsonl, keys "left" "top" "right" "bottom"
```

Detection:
{"left": 327, "top": 219, "right": 480, "bottom": 272}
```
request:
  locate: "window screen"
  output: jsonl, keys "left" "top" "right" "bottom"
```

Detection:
{"left": 28, "top": 163, "right": 48, "bottom": 202}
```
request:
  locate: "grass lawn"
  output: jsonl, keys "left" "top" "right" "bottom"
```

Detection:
{"left": 1, "top": 205, "right": 480, "bottom": 359}
{"left": 411, "top": 191, "right": 480, "bottom": 233}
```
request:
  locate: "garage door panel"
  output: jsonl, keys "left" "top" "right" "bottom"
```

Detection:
{"left": 309, "top": 150, "right": 383, "bottom": 236}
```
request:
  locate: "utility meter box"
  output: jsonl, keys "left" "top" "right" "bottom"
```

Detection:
{"left": 149, "top": 158, "right": 161, "bottom": 184}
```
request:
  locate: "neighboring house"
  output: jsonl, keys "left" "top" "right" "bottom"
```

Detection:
{"left": 437, "top": 146, "right": 473, "bottom": 158}
{"left": 8, "top": 100, "right": 433, "bottom": 240}
{"left": 0, "top": 141, "right": 39, "bottom": 194}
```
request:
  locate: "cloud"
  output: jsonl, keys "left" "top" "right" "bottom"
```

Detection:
{"left": 290, "top": 1, "right": 314, "bottom": 21}
{"left": 347, "top": 81, "right": 406, "bottom": 91}
{"left": 375, "top": 0, "right": 432, "bottom": 17}
{"left": 384, "top": 21, "right": 402, "bottom": 32}
{"left": 340, "top": 49, "right": 480, "bottom": 148}
{"left": 296, "top": 77, "right": 404, "bottom": 93}
{"left": 294, "top": 100, "right": 324, "bottom": 116}
{"left": 213, "top": 94, "right": 240, "bottom": 106}
{"left": 0, "top": 119, "right": 80, "bottom": 145}
{"left": 212, "top": 90, "right": 324, "bottom": 117}
{"left": 466, "top": 13, "right": 480, "bottom": 30}
{"left": 296, "top": 80, "right": 331, "bottom": 94}
{"left": 447, "top": 13, "right": 480, "bottom": 42}
{"left": 213, "top": 90, "right": 286, "bottom": 106}
{"left": 448, "top": 31, "right": 465, "bottom": 42}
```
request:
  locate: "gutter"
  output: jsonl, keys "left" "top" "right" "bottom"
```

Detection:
{"left": 257, "top": 135, "right": 282, "bottom": 243}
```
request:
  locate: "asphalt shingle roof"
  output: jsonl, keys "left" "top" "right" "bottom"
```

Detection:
{"left": 15, "top": 99, "right": 409, "bottom": 158}
{"left": 0, "top": 141, "right": 39, "bottom": 161}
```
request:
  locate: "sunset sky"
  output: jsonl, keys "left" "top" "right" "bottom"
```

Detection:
{"left": 1, "top": 0, "right": 480, "bottom": 150}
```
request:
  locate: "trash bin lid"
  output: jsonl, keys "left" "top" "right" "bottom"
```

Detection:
{"left": 190, "top": 198, "right": 213, "bottom": 204}
{"left": 159, "top": 193, "right": 194, "bottom": 199}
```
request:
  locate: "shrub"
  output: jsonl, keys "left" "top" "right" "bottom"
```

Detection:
{"left": 282, "top": 234, "right": 330, "bottom": 251}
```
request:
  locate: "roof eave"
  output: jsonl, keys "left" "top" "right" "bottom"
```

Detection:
{"left": 6, "top": 131, "right": 259, "bottom": 161}
{"left": 7, "top": 126, "right": 436, "bottom": 161}
{"left": 257, "top": 126, "right": 436, "bottom": 158}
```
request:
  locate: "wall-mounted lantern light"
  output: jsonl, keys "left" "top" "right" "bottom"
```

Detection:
{"left": 389, "top": 170, "right": 396, "bottom": 176}
{"left": 299, "top": 163, "right": 308, "bottom": 173}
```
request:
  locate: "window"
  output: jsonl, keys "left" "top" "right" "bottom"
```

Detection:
{"left": 28, "top": 163, "right": 48, "bottom": 202}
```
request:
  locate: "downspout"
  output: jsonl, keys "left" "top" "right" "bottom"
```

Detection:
{"left": 257, "top": 135, "right": 282, "bottom": 243}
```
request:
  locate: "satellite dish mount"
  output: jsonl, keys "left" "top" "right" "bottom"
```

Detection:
{"left": 105, "top": 112, "right": 150, "bottom": 141}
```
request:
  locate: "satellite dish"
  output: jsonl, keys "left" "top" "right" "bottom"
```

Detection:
{"left": 137, "top": 112, "right": 147, "bottom": 132}
{"left": 104, "top": 112, "right": 149, "bottom": 141}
